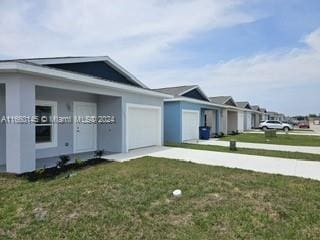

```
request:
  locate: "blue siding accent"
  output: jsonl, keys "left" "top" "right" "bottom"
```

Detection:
{"left": 46, "top": 61, "right": 141, "bottom": 87}
{"left": 163, "top": 101, "right": 182, "bottom": 143}
{"left": 163, "top": 100, "right": 224, "bottom": 143}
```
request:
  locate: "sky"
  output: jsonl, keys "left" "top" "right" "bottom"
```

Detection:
{"left": 0, "top": 0, "right": 319, "bottom": 116}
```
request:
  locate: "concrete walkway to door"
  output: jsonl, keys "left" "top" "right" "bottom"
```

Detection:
{"left": 104, "top": 146, "right": 320, "bottom": 181}
{"left": 185, "top": 139, "right": 320, "bottom": 155}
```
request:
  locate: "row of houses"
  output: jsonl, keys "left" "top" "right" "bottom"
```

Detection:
{"left": 0, "top": 56, "right": 284, "bottom": 173}
{"left": 155, "top": 85, "right": 280, "bottom": 143}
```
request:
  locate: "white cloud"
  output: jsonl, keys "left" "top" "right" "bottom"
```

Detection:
{"left": 140, "top": 28, "right": 320, "bottom": 115}
{"left": 0, "top": 0, "right": 254, "bottom": 68}
{"left": 1, "top": 0, "right": 319, "bottom": 115}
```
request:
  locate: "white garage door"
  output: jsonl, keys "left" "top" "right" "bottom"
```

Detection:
{"left": 127, "top": 104, "right": 161, "bottom": 150}
{"left": 182, "top": 110, "right": 200, "bottom": 141}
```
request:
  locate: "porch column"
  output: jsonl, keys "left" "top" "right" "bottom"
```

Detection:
{"left": 6, "top": 79, "right": 35, "bottom": 173}
{"left": 221, "top": 109, "right": 228, "bottom": 135}
{"left": 215, "top": 109, "right": 220, "bottom": 134}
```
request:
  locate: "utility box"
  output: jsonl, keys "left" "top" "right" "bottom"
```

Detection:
{"left": 230, "top": 140, "right": 237, "bottom": 151}
{"left": 265, "top": 129, "right": 277, "bottom": 138}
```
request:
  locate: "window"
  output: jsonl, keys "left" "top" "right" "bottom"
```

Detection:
{"left": 35, "top": 100, "right": 57, "bottom": 149}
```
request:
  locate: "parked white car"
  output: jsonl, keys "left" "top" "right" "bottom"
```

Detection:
{"left": 259, "top": 120, "right": 293, "bottom": 131}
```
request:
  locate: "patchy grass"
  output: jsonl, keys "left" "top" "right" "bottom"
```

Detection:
{"left": 221, "top": 133, "right": 320, "bottom": 146}
{"left": 1, "top": 157, "right": 320, "bottom": 239}
{"left": 166, "top": 143, "right": 320, "bottom": 162}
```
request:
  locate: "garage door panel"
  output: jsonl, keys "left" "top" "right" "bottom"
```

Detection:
{"left": 182, "top": 110, "right": 199, "bottom": 141}
{"left": 127, "top": 106, "right": 161, "bottom": 150}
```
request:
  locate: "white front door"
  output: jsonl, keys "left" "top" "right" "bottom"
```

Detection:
{"left": 182, "top": 110, "right": 200, "bottom": 141}
{"left": 74, "top": 102, "right": 97, "bottom": 153}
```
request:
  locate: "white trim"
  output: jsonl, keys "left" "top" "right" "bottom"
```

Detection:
{"left": 26, "top": 56, "right": 148, "bottom": 88}
{"left": 181, "top": 109, "right": 200, "bottom": 141}
{"left": 182, "top": 109, "right": 200, "bottom": 114}
{"left": 125, "top": 103, "right": 162, "bottom": 152}
{"left": 35, "top": 100, "right": 58, "bottom": 149}
{"left": 0, "top": 62, "right": 172, "bottom": 99}
{"left": 73, "top": 101, "right": 97, "bottom": 154}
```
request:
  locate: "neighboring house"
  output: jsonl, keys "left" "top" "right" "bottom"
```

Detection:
{"left": 251, "top": 105, "right": 262, "bottom": 128}
{"left": 209, "top": 96, "right": 240, "bottom": 134}
{"left": 0, "top": 56, "right": 171, "bottom": 173}
{"left": 267, "top": 111, "right": 282, "bottom": 121}
{"left": 154, "top": 85, "right": 225, "bottom": 143}
{"left": 260, "top": 108, "right": 267, "bottom": 121}
{"left": 236, "top": 101, "right": 253, "bottom": 131}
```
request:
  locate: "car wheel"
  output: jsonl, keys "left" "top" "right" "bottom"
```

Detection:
{"left": 262, "top": 126, "right": 268, "bottom": 131}
{"left": 283, "top": 127, "right": 289, "bottom": 132}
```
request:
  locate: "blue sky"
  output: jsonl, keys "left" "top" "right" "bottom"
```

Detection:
{"left": 0, "top": 0, "right": 319, "bottom": 115}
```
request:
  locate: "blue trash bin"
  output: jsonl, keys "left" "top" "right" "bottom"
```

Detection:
{"left": 199, "top": 126, "right": 211, "bottom": 140}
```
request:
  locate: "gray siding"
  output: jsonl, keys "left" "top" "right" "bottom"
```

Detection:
{"left": 0, "top": 84, "right": 5, "bottom": 165}
{"left": 0, "top": 72, "right": 165, "bottom": 172}
{"left": 35, "top": 86, "right": 98, "bottom": 159}
{"left": 97, "top": 96, "right": 122, "bottom": 153}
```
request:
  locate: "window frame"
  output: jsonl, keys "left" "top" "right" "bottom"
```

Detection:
{"left": 35, "top": 100, "right": 58, "bottom": 149}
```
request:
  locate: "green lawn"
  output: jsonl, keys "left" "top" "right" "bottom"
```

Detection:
{"left": 221, "top": 133, "right": 320, "bottom": 146}
{"left": 1, "top": 157, "right": 320, "bottom": 239}
{"left": 166, "top": 143, "right": 320, "bottom": 162}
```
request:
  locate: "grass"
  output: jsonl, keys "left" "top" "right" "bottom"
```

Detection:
{"left": 1, "top": 157, "right": 320, "bottom": 239}
{"left": 166, "top": 143, "right": 320, "bottom": 162}
{"left": 221, "top": 133, "right": 320, "bottom": 146}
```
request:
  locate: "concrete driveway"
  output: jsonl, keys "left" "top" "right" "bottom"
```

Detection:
{"left": 104, "top": 146, "right": 320, "bottom": 181}
{"left": 185, "top": 139, "right": 320, "bottom": 154}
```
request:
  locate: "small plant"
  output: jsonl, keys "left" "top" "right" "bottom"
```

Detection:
{"left": 95, "top": 150, "right": 104, "bottom": 159}
{"left": 219, "top": 132, "right": 225, "bottom": 137}
{"left": 35, "top": 166, "right": 45, "bottom": 176}
{"left": 75, "top": 157, "right": 83, "bottom": 166}
{"left": 57, "top": 155, "right": 70, "bottom": 169}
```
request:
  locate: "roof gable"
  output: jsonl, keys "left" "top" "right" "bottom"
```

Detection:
{"left": 210, "top": 96, "right": 236, "bottom": 106}
{"left": 236, "top": 101, "right": 252, "bottom": 109}
{"left": 44, "top": 61, "right": 140, "bottom": 87}
{"left": 25, "top": 56, "right": 147, "bottom": 88}
{"left": 181, "top": 88, "right": 208, "bottom": 101}
{"left": 225, "top": 98, "right": 237, "bottom": 107}
{"left": 251, "top": 105, "right": 261, "bottom": 111}
{"left": 154, "top": 85, "right": 209, "bottom": 101}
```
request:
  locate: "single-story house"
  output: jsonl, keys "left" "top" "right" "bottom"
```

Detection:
{"left": 267, "top": 111, "right": 285, "bottom": 121}
{"left": 251, "top": 105, "right": 262, "bottom": 128}
{"left": 154, "top": 85, "right": 225, "bottom": 143}
{"left": 0, "top": 56, "right": 171, "bottom": 173}
{"left": 209, "top": 96, "right": 241, "bottom": 134}
{"left": 236, "top": 101, "right": 253, "bottom": 130}
{"left": 260, "top": 108, "right": 267, "bottom": 121}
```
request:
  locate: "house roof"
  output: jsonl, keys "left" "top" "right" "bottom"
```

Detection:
{"left": 154, "top": 85, "right": 197, "bottom": 96}
{"left": 209, "top": 96, "right": 237, "bottom": 107}
{"left": 236, "top": 101, "right": 251, "bottom": 109}
{"left": 154, "top": 85, "right": 209, "bottom": 101}
{"left": 251, "top": 105, "right": 260, "bottom": 111}
{"left": 10, "top": 56, "right": 148, "bottom": 89}
{"left": 0, "top": 60, "right": 172, "bottom": 99}
{"left": 260, "top": 108, "right": 267, "bottom": 113}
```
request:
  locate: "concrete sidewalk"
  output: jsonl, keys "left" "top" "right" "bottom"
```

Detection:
{"left": 185, "top": 139, "right": 320, "bottom": 155}
{"left": 245, "top": 130, "right": 320, "bottom": 136}
{"left": 104, "top": 146, "right": 320, "bottom": 181}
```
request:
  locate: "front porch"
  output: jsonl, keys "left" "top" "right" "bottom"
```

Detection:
{"left": 1, "top": 80, "right": 124, "bottom": 173}
{"left": 227, "top": 110, "right": 238, "bottom": 134}
{"left": 203, "top": 108, "right": 220, "bottom": 137}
